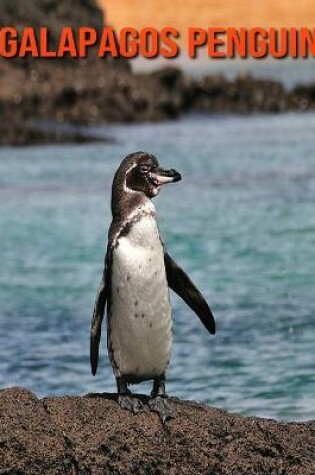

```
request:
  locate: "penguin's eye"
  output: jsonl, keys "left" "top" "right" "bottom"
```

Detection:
{"left": 139, "top": 164, "right": 151, "bottom": 174}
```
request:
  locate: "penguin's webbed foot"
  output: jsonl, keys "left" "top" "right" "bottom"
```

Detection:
{"left": 149, "top": 396, "right": 175, "bottom": 424}
{"left": 117, "top": 393, "right": 146, "bottom": 414}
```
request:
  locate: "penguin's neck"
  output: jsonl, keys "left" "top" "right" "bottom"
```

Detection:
{"left": 128, "top": 197, "right": 156, "bottom": 220}
{"left": 114, "top": 190, "right": 156, "bottom": 223}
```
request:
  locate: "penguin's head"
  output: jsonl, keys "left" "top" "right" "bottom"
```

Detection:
{"left": 113, "top": 151, "right": 182, "bottom": 201}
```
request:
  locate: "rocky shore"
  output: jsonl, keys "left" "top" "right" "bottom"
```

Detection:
{"left": 0, "top": 387, "right": 314, "bottom": 474}
{"left": 1, "top": 0, "right": 315, "bottom": 147}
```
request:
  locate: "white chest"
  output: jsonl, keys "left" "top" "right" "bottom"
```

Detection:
{"left": 109, "top": 215, "right": 172, "bottom": 382}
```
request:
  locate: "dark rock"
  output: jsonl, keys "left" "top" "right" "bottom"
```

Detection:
{"left": 0, "top": 0, "right": 132, "bottom": 140}
{"left": 189, "top": 74, "right": 289, "bottom": 113}
{"left": 151, "top": 67, "right": 185, "bottom": 91}
{"left": 290, "top": 82, "right": 315, "bottom": 111}
{"left": 0, "top": 387, "right": 74, "bottom": 474}
{"left": 0, "top": 122, "right": 112, "bottom": 147}
{"left": 0, "top": 387, "right": 315, "bottom": 474}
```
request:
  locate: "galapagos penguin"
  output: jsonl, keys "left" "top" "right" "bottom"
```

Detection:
{"left": 90, "top": 151, "right": 216, "bottom": 422}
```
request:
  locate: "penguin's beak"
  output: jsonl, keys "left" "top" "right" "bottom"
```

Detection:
{"left": 149, "top": 167, "right": 182, "bottom": 186}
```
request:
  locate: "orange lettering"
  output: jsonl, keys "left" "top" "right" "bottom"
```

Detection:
{"left": 269, "top": 28, "right": 288, "bottom": 58}
{"left": 57, "top": 27, "right": 78, "bottom": 57}
{"left": 300, "top": 28, "right": 315, "bottom": 58}
{"left": 208, "top": 27, "right": 226, "bottom": 58}
{"left": 20, "top": 27, "right": 39, "bottom": 57}
{"left": 98, "top": 28, "right": 119, "bottom": 57}
{"left": 226, "top": 27, "right": 247, "bottom": 58}
{"left": 0, "top": 27, "right": 18, "bottom": 58}
{"left": 249, "top": 28, "right": 268, "bottom": 58}
{"left": 161, "top": 27, "right": 179, "bottom": 58}
{"left": 188, "top": 28, "right": 207, "bottom": 58}
{"left": 79, "top": 27, "right": 97, "bottom": 57}
{"left": 140, "top": 28, "right": 159, "bottom": 58}
{"left": 120, "top": 27, "right": 138, "bottom": 58}
{"left": 40, "top": 27, "right": 57, "bottom": 57}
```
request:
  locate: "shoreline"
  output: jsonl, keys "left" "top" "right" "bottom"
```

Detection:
{"left": 2, "top": 71, "right": 315, "bottom": 147}
{"left": 0, "top": 121, "right": 114, "bottom": 147}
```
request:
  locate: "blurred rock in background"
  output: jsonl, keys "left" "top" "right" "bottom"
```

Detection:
{"left": 1, "top": 0, "right": 315, "bottom": 146}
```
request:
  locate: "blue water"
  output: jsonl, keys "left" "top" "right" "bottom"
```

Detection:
{"left": 0, "top": 113, "right": 315, "bottom": 421}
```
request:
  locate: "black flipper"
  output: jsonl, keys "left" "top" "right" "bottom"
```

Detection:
{"left": 90, "top": 250, "right": 110, "bottom": 375}
{"left": 164, "top": 252, "right": 216, "bottom": 335}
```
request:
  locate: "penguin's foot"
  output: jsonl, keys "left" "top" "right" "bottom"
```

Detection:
{"left": 117, "top": 393, "right": 146, "bottom": 415}
{"left": 148, "top": 396, "right": 175, "bottom": 424}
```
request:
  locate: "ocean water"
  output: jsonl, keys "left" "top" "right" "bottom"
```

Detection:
{"left": 0, "top": 112, "right": 315, "bottom": 422}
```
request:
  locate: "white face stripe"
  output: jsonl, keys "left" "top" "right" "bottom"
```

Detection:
{"left": 123, "top": 163, "right": 138, "bottom": 193}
